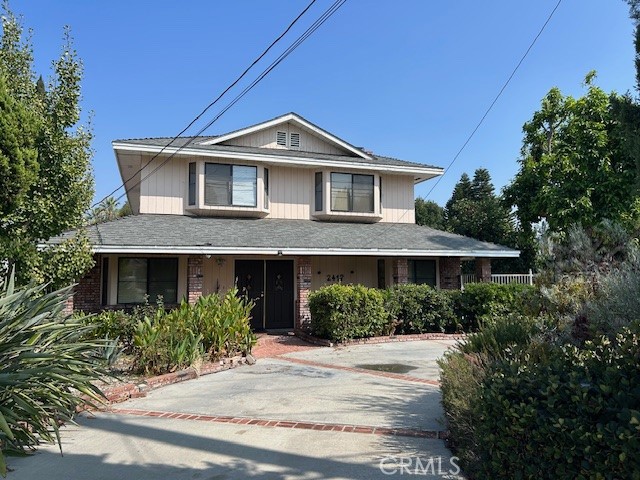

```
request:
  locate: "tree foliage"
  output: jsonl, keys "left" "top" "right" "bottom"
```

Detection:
{"left": 414, "top": 198, "right": 446, "bottom": 230}
{"left": 445, "top": 168, "right": 514, "bottom": 245}
{"left": 0, "top": 4, "right": 94, "bottom": 288}
{"left": 504, "top": 74, "right": 640, "bottom": 234}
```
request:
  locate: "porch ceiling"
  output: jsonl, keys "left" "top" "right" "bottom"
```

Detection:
{"left": 46, "top": 215, "right": 520, "bottom": 258}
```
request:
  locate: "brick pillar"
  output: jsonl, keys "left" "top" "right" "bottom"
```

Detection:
{"left": 296, "top": 256, "right": 312, "bottom": 330}
{"left": 73, "top": 255, "right": 102, "bottom": 312}
{"left": 475, "top": 258, "right": 492, "bottom": 283}
{"left": 62, "top": 295, "right": 74, "bottom": 316}
{"left": 392, "top": 258, "right": 409, "bottom": 285}
{"left": 187, "top": 255, "right": 204, "bottom": 304}
{"left": 439, "top": 257, "right": 461, "bottom": 290}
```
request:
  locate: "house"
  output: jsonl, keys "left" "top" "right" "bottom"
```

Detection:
{"left": 56, "top": 113, "right": 519, "bottom": 330}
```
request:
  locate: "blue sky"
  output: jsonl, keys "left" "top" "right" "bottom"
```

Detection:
{"left": 12, "top": 0, "right": 637, "bottom": 207}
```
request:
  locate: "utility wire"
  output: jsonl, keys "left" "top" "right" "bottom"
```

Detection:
{"left": 423, "top": 0, "right": 563, "bottom": 200}
{"left": 109, "top": 0, "right": 347, "bottom": 206}
{"left": 92, "top": 0, "right": 319, "bottom": 209}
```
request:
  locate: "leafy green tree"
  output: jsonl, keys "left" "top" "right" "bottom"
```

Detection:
{"left": 0, "top": 5, "right": 94, "bottom": 288}
{"left": 504, "top": 74, "right": 640, "bottom": 234}
{"left": 627, "top": 0, "right": 640, "bottom": 92}
{"left": 414, "top": 198, "right": 446, "bottom": 230}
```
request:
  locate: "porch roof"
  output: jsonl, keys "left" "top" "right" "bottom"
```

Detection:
{"left": 48, "top": 215, "right": 520, "bottom": 258}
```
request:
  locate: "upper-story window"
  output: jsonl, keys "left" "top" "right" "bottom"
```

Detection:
{"left": 204, "top": 163, "right": 257, "bottom": 207}
{"left": 330, "top": 173, "right": 374, "bottom": 213}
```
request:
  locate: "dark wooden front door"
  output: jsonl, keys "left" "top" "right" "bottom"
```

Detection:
{"left": 265, "top": 260, "right": 294, "bottom": 329}
{"left": 235, "top": 260, "right": 264, "bottom": 330}
{"left": 235, "top": 260, "right": 294, "bottom": 330}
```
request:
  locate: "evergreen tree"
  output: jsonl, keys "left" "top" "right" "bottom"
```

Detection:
{"left": 415, "top": 198, "right": 446, "bottom": 230}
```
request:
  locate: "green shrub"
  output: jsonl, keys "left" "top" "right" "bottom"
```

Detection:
{"left": 458, "top": 314, "right": 540, "bottom": 361}
{"left": 132, "top": 289, "right": 256, "bottom": 375}
{"left": 438, "top": 350, "right": 484, "bottom": 468}
{"left": 0, "top": 272, "right": 109, "bottom": 476}
{"left": 456, "top": 283, "right": 540, "bottom": 330}
{"left": 84, "top": 309, "right": 138, "bottom": 351}
{"left": 472, "top": 326, "right": 640, "bottom": 479}
{"left": 309, "top": 284, "right": 389, "bottom": 342}
{"left": 385, "top": 284, "right": 458, "bottom": 333}
{"left": 439, "top": 314, "right": 541, "bottom": 476}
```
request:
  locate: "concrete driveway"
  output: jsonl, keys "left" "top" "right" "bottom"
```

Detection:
{"left": 7, "top": 338, "right": 464, "bottom": 479}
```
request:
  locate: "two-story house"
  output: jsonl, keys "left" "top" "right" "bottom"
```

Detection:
{"left": 56, "top": 113, "right": 519, "bottom": 330}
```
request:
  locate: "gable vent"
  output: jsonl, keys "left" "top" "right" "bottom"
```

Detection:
{"left": 290, "top": 132, "right": 300, "bottom": 149}
{"left": 276, "top": 131, "right": 287, "bottom": 146}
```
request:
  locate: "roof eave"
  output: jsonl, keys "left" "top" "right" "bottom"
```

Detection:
{"left": 88, "top": 244, "right": 520, "bottom": 258}
{"left": 112, "top": 142, "right": 443, "bottom": 178}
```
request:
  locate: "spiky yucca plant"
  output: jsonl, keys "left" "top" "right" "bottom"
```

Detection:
{"left": 0, "top": 272, "right": 109, "bottom": 477}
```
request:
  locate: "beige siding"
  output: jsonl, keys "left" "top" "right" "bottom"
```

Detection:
{"left": 310, "top": 256, "right": 379, "bottom": 290}
{"left": 221, "top": 123, "right": 350, "bottom": 156}
{"left": 202, "top": 255, "right": 235, "bottom": 295}
{"left": 139, "top": 155, "right": 186, "bottom": 215}
{"left": 269, "top": 165, "right": 313, "bottom": 219}
{"left": 380, "top": 174, "right": 415, "bottom": 223}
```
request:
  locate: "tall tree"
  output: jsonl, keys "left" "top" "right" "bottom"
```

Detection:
{"left": 0, "top": 4, "right": 94, "bottom": 287}
{"left": 415, "top": 198, "right": 446, "bottom": 230}
{"left": 445, "top": 168, "right": 514, "bottom": 244}
{"left": 504, "top": 74, "right": 640, "bottom": 234}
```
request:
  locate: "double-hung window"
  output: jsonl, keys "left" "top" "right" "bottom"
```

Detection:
{"left": 117, "top": 258, "right": 178, "bottom": 304}
{"left": 330, "top": 173, "right": 374, "bottom": 213}
{"left": 204, "top": 163, "right": 257, "bottom": 207}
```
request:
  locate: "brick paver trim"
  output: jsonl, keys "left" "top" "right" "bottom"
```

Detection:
{"left": 108, "top": 408, "right": 447, "bottom": 439}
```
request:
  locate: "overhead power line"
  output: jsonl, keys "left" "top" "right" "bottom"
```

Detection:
{"left": 107, "top": 0, "right": 347, "bottom": 207}
{"left": 423, "top": 0, "right": 563, "bottom": 200}
{"left": 93, "top": 0, "right": 320, "bottom": 209}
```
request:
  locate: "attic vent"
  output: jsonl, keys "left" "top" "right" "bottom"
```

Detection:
{"left": 290, "top": 132, "right": 300, "bottom": 149}
{"left": 276, "top": 131, "right": 287, "bottom": 146}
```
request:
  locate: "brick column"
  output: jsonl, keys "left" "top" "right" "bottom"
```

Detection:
{"left": 187, "top": 255, "right": 204, "bottom": 304}
{"left": 74, "top": 255, "right": 102, "bottom": 312}
{"left": 392, "top": 258, "right": 409, "bottom": 285}
{"left": 62, "top": 295, "right": 74, "bottom": 316}
{"left": 439, "top": 257, "right": 461, "bottom": 290}
{"left": 475, "top": 258, "right": 492, "bottom": 283}
{"left": 296, "top": 256, "right": 312, "bottom": 330}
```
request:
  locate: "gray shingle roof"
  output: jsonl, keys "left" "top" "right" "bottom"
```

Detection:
{"left": 112, "top": 137, "right": 439, "bottom": 170}
{"left": 49, "top": 215, "right": 519, "bottom": 257}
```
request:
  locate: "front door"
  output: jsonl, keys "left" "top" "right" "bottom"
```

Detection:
{"left": 235, "top": 260, "right": 264, "bottom": 330}
{"left": 234, "top": 259, "right": 294, "bottom": 330}
{"left": 265, "top": 260, "right": 294, "bottom": 329}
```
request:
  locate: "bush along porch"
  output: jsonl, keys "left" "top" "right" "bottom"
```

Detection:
{"left": 307, "top": 282, "right": 538, "bottom": 342}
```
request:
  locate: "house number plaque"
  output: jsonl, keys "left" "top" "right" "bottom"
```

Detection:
{"left": 326, "top": 274, "right": 345, "bottom": 282}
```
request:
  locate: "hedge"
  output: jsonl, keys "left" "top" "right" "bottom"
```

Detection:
{"left": 308, "top": 284, "right": 389, "bottom": 342}
{"left": 385, "top": 284, "right": 459, "bottom": 334}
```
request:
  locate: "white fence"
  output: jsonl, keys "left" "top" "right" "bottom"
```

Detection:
{"left": 461, "top": 270, "right": 534, "bottom": 289}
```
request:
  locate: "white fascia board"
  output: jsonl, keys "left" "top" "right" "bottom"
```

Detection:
{"left": 92, "top": 245, "right": 520, "bottom": 258}
{"left": 199, "top": 113, "right": 372, "bottom": 160}
{"left": 112, "top": 143, "right": 443, "bottom": 178}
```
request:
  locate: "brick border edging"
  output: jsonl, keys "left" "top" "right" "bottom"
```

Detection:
{"left": 108, "top": 408, "right": 448, "bottom": 440}
{"left": 294, "top": 329, "right": 466, "bottom": 348}
{"left": 96, "top": 355, "right": 250, "bottom": 405}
